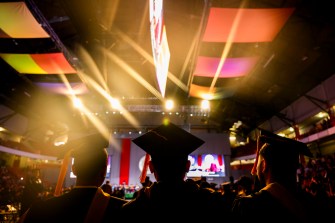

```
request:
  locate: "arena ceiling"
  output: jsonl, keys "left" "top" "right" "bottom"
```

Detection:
{"left": 0, "top": 0, "right": 335, "bottom": 147}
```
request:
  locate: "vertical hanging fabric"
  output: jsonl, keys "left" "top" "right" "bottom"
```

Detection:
{"left": 251, "top": 132, "right": 260, "bottom": 176}
{"left": 197, "top": 154, "right": 202, "bottom": 167}
{"left": 218, "top": 154, "right": 223, "bottom": 166}
{"left": 139, "top": 153, "right": 150, "bottom": 183}
{"left": 54, "top": 149, "right": 72, "bottom": 196}
{"left": 119, "top": 138, "right": 131, "bottom": 184}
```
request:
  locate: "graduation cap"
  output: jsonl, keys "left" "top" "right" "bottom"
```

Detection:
{"left": 133, "top": 122, "right": 205, "bottom": 182}
{"left": 251, "top": 129, "right": 313, "bottom": 175}
{"left": 132, "top": 122, "right": 205, "bottom": 159}
{"left": 54, "top": 132, "right": 110, "bottom": 196}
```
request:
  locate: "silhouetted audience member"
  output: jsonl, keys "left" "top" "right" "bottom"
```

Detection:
{"left": 232, "top": 131, "right": 318, "bottom": 223}
{"left": 101, "top": 180, "right": 112, "bottom": 195}
{"left": 122, "top": 122, "right": 228, "bottom": 221}
{"left": 20, "top": 168, "right": 44, "bottom": 215}
{"left": 19, "top": 133, "right": 127, "bottom": 223}
{"left": 235, "top": 175, "right": 254, "bottom": 198}
{"left": 213, "top": 181, "right": 237, "bottom": 222}
{"left": 141, "top": 176, "right": 153, "bottom": 188}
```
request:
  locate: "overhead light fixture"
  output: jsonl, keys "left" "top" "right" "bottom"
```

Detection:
{"left": 53, "top": 135, "right": 68, "bottom": 146}
{"left": 317, "top": 112, "right": 326, "bottom": 118}
{"left": 73, "top": 97, "right": 83, "bottom": 109}
{"left": 110, "top": 98, "right": 121, "bottom": 110}
{"left": 165, "top": 99, "right": 174, "bottom": 110}
{"left": 201, "top": 100, "right": 210, "bottom": 110}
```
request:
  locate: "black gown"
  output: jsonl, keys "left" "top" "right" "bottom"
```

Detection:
{"left": 231, "top": 182, "right": 318, "bottom": 223}
{"left": 22, "top": 187, "right": 127, "bottom": 223}
{"left": 122, "top": 180, "right": 233, "bottom": 222}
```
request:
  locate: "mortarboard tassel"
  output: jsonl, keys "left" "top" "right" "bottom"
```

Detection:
{"left": 251, "top": 134, "right": 260, "bottom": 176}
{"left": 139, "top": 153, "right": 150, "bottom": 183}
{"left": 54, "top": 149, "right": 73, "bottom": 196}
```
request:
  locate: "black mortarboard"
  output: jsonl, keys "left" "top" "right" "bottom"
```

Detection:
{"left": 132, "top": 122, "right": 205, "bottom": 159}
{"left": 258, "top": 130, "right": 313, "bottom": 158}
{"left": 251, "top": 129, "right": 313, "bottom": 175}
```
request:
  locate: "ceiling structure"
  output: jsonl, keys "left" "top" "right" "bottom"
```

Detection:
{"left": 1, "top": 0, "right": 335, "bottom": 151}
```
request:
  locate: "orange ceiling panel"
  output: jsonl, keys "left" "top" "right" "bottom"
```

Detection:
{"left": 189, "top": 83, "right": 235, "bottom": 100}
{"left": 203, "top": 7, "right": 295, "bottom": 43}
{"left": 0, "top": 2, "right": 50, "bottom": 38}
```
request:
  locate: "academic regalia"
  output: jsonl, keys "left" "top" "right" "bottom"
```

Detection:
{"left": 23, "top": 187, "right": 127, "bottom": 223}
{"left": 21, "top": 133, "right": 127, "bottom": 223}
{"left": 122, "top": 122, "right": 230, "bottom": 221}
{"left": 231, "top": 131, "right": 317, "bottom": 223}
{"left": 232, "top": 182, "right": 318, "bottom": 223}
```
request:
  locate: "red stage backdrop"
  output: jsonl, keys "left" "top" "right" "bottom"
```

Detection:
{"left": 119, "top": 138, "right": 131, "bottom": 184}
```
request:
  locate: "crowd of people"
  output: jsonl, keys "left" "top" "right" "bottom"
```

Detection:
{"left": 0, "top": 122, "right": 335, "bottom": 222}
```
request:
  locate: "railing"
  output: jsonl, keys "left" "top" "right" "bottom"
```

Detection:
{"left": 299, "top": 126, "right": 335, "bottom": 143}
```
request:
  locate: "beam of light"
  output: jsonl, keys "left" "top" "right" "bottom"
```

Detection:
{"left": 53, "top": 70, "right": 121, "bottom": 151}
{"left": 209, "top": 6, "right": 245, "bottom": 92}
{"left": 79, "top": 103, "right": 119, "bottom": 150}
{"left": 76, "top": 45, "right": 109, "bottom": 91}
{"left": 74, "top": 66, "right": 141, "bottom": 140}
{"left": 99, "top": 0, "right": 120, "bottom": 31}
{"left": 77, "top": 105, "right": 113, "bottom": 146}
{"left": 113, "top": 28, "right": 188, "bottom": 93}
{"left": 186, "top": 0, "right": 212, "bottom": 89}
{"left": 76, "top": 69, "right": 140, "bottom": 130}
{"left": 103, "top": 49, "right": 164, "bottom": 101}
{"left": 74, "top": 43, "right": 142, "bottom": 132}
{"left": 58, "top": 73, "right": 78, "bottom": 98}
{"left": 48, "top": 73, "right": 119, "bottom": 149}
{"left": 74, "top": 45, "right": 144, "bottom": 136}
{"left": 56, "top": 73, "right": 119, "bottom": 149}
{"left": 167, "top": 71, "right": 188, "bottom": 92}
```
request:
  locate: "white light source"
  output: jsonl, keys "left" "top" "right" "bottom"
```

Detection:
{"left": 165, "top": 99, "right": 174, "bottom": 110}
{"left": 73, "top": 97, "right": 83, "bottom": 109}
{"left": 110, "top": 98, "right": 121, "bottom": 110}
{"left": 53, "top": 135, "right": 68, "bottom": 146}
{"left": 201, "top": 99, "right": 210, "bottom": 110}
{"left": 317, "top": 112, "right": 326, "bottom": 118}
{"left": 229, "top": 135, "right": 236, "bottom": 141}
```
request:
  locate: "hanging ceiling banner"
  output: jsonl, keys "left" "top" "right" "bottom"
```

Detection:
{"left": 203, "top": 7, "right": 295, "bottom": 43}
{"left": 0, "top": 2, "right": 50, "bottom": 38}
{"left": 0, "top": 53, "right": 77, "bottom": 74}
{"left": 193, "top": 56, "right": 259, "bottom": 78}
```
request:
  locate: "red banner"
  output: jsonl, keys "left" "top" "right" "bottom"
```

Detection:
{"left": 119, "top": 138, "right": 131, "bottom": 184}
